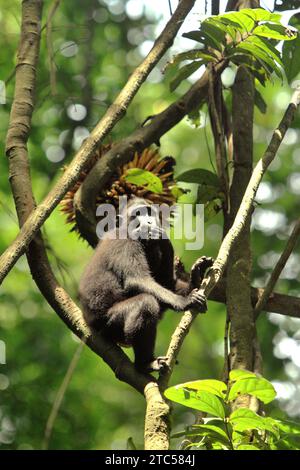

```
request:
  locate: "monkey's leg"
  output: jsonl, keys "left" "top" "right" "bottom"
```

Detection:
{"left": 107, "top": 294, "right": 161, "bottom": 371}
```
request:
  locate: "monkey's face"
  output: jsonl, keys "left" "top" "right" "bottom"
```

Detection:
{"left": 129, "top": 204, "right": 164, "bottom": 240}
{"left": 118, "top": 199, "right": 166, "bottom": 241}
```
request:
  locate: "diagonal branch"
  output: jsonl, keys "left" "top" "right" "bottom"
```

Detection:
{"left": 0, "top": 0, "right": 196, "bottom": 285}
{"left": 254, "top": 219, "right": 300, "bottom": 318}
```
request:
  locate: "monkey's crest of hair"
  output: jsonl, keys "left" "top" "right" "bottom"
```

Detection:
{"left": 60, "top": 144, "right": 177, "bottom": 236}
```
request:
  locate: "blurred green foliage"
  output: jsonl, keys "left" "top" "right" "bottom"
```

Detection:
{"left": 0, "top": 0, "right": 300, "bottom": 450}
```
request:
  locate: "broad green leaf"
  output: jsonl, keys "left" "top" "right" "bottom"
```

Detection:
{"left": 204, "top": 17, "right": 231, "bottom": 35}
{"left": 282, "top": 14, "right": 300, "bottom": 82}
{"left": 181, "top": 379, "right": 227, "bottom": 399}
{"left": 166, "top": 50, "right": 213, "bottom": 71}
{"left": 247, "top": 35, "right": 283, "bottom": 68}
{"left": 275, "top": 419, "right": 300, "bottom": 435}
{"left": 177, "top": 168, "right": 220, "bottom": 186}
{"left": 235, "top": 42, "right": 282, "bottom": 79}
{"left": 241, "top": 8, "right": 281, "bottom": 23}
{"left": 201, "top": 20, "right": 227, "bottom": 46}
{"left": 253, "top": 23, "right": 297, "bottom": 41}
{"left": 217, "top": 11, "right": 255, "bottom": 32}
{"left": 236, "top": 444, "right": 260, "bottom": 450}
{"left": 164, "top": 386, "right": 225, "bottom": 418}
{"left": 229, "top": 369, "right": 256, "bottom": 381}
{"left": 192, "top": 424, "right": 231, "bottom": 445}
{"left": 231, "top": 54, "right": 268, "bottom": 85}
{"left": 229, "top": 408, "right": 275, "bottom": 433}
{"left": 182, "top": 30, "right": 222, "bottom": 51}
{"left": 228, "top": 376, "right": 276, "bottom": 404}
{"left": 254, "top": 88, "right": 267, "bottom": 113}
{"left": 124, "top": 168, "right": 163, "bottom": 193}
{"left": 170, "top": 61, "right": 205, "bottom": 92}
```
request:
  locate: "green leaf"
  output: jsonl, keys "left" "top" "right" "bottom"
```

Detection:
{"left": 254, "top": 88, "right": 267, "bottom": 114}
{"left": 253, "top": 23, "right": 297, "bottom": 41}
{"left": 182, "top": 30, "right": 222, "bottom": 51}
{"left": 247, "top": 35, "right": 283, "bottom": 68}
{"left": 242, "top": 8, "right": 281, "bottom": 23}
{"left": 181, "top": 379, "right": 227, "bottom": 399}
{"left": 235, "top": 42, "right": 282, "bottom": 80}
{"left": 228, "top": 376, "right": 276, "bottom": 404}
{"left": 177, "top": 169, "right": 220, "bottom": 186}
{"left": 193, "top": 424, "right": 231, "bottom": 445}
{"left": 166, "top": 49, "right": 213, "bottom": 72}
{"left": 170, "top": 61, "right": 205, "bottom": 92}
{"left": 164, "top": 386, "right": 225, "bottom": 418}
{"left": 275, "top": 419, "right": 300, "bottom": 435}
{"left": 229, "top": 369, "right": 256, "bottom": 382}
{"left": 282, "top": 14, "right": 300, "bottom": 82}
{"left": 229, "top": 408, "right": 274, "bottom": 433}
{"left": 201, "top": 20, "right": 226, "bottom": 46}
{"left": 231, "top": 54, "right": 268, "bottom": 85}
{"left": 124, "top": 168, "right": 163, "bottom": 193}
{"left": 203, "top": 17, "right": 231, "bottom": 36}
{"left": 217, "top": 11, "right": 255, "bottom": 32}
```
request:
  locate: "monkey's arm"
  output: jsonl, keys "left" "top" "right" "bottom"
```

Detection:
{"left": 124, "top": 276, "right": 206, "bottom": 312}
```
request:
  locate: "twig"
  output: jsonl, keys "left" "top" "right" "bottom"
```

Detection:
{"left": 254, "top": 219, "right": 300, "bottom": 318}
{"left": 0, "top": 0, "right": 196, "bottom": 285}
{"left": 43, "top": 341, "right": 84, "bottom": 450}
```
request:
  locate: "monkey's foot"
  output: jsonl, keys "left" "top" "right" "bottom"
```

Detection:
{"left": 148, "top": 356, "right": 169, "bottom": 372}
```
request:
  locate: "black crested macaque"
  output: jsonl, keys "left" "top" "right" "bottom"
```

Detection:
{"left": 79, "top": 197, "right": 213, "bottom": 373}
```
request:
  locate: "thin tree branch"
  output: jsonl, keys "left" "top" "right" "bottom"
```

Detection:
{"left": 43, "top": 342, "right": 84, "bottom": 450}
{"left": 210, "top": 281, "right": 300, "bottom": 319}
{"left": 254, "top": 219, "right": 300, "bottom": 318}
{"left": 0, "top": 0, "right": 196, "bottom": 286}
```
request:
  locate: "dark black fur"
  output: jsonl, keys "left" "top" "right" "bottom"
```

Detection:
{"left": 79, "top": 198, "right": 211, "bottom": 373}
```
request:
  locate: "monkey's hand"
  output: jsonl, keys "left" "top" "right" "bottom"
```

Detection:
{"left": 190, "top": 256, "right": 214, "bottom": 288}
{"left": 186, "top": 289, "right": 207, "bottom": 313}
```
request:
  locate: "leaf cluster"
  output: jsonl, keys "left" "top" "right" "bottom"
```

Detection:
{"left": 165, "top": 370, "right": 300, "bottom": 450}
{"left": 165, "top": 8, "right": 297, "bottom": 91}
